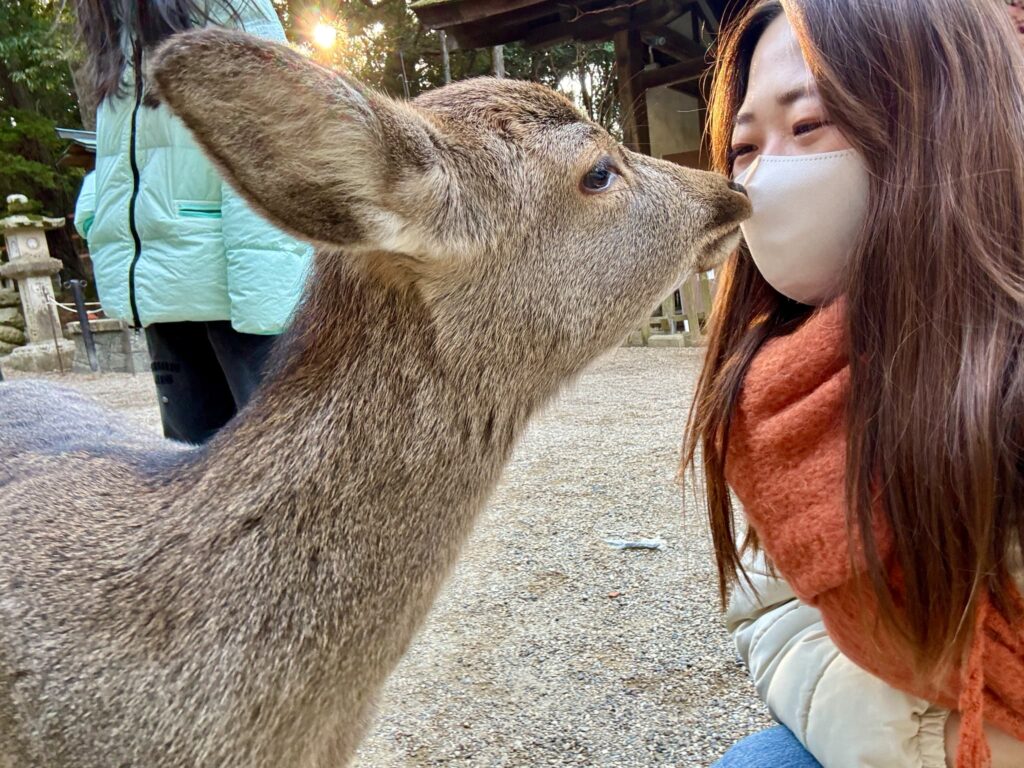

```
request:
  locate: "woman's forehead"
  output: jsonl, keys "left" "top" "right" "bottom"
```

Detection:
{"left": 738, "top": 15, "right": 818, "bottom": 121}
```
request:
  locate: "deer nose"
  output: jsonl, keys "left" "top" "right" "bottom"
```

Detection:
{"left": 727, "top": 180, "right": 747, "bottom": 196}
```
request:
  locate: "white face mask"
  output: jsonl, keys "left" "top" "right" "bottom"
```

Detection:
{"left": 734, "top": 149, "right": 870, "bottom": 306}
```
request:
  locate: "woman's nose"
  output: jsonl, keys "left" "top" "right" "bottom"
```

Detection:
{"left": 728, "top": 180, "right": 748, "bottom": 196}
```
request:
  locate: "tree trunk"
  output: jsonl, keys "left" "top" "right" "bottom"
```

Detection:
{"left": 439, "top": 30, "right": 451, "bottom": 84}
{"left": 492, "top": 46, "right": 505, "bottom": 78}
{"left": 576, "top": 45, "right": 594, "bottom": 121}
{"left": 70, "top": 61, "right": 99, "bottom": 131}
{"left": 612, "top": 29, "right": 650, "bottom": 154}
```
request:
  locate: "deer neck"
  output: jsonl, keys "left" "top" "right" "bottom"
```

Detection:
{"left": 190, "top": 257, "right": 545, "bottom": 657}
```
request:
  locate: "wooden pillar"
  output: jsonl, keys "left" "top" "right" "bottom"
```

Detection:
{"left": 682, "top": 274, "right": 702, "bottom": 344}
{"left": 699, "top": 271, "right": 714, "bottom": 319}
{"left": 613, "top": 29, "right": 650, "bottom": 155}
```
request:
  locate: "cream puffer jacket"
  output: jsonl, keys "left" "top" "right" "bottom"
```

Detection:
{"left": 728, "top": 549, "right": 1024, "bottom": 766}
{"left": 726, "top": 551, "right": 950, "bottom": 768}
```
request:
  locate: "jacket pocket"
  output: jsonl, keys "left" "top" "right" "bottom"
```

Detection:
{"left": 176, "top": 200, "right": 222, "bottom": 219}
{"left": 79, "top": 215, "right": 95, "bottom": 239}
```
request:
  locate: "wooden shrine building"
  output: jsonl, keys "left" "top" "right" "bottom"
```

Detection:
{"left": 412, "top": 0, "right": 751, "bottom": 169}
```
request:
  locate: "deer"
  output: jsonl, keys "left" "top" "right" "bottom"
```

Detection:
{"left": 0, "top": 28, "right": 749, "bottom": 768}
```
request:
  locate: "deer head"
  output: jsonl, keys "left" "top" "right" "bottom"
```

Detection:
{"left": 150, "top": 30, "right": 748, "bottom": 382}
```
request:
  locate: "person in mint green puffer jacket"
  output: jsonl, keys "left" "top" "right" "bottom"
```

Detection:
{"left": 74, "top": 0, "right": 312, "bottom": 444}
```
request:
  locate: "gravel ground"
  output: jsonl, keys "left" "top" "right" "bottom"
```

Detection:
{"left": 6, "top": 347, "right": 771, "bottom": 766}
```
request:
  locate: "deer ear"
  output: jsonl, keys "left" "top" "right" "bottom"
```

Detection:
{"left": 149, "top": 28, "right": 443, "bottom": 250}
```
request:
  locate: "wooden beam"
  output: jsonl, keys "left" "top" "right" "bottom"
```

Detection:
{"left": 638, "top": 57, "right": 706, "bottom": 89}
{"left": 429, "top": 0, "right": 702, "bottom": 52}
{"left": 691, "top": 0, "right": 719, "bottom": 33}
{"left": 641, "top": 25, "right": 705, "bottom": 61}
{"left": 443, "top": 6, "right": 563, "bottom": 49}
{"left": 523, "top": 16, "right": 618, "bottom": 47}
{"left": 416, "top": 0, "right": 736, "bottom": 55}
{"left": 690, "top": 5, "right": 703, "bottom": 46}
{"left": 614, "top": 28, "right": 650, "bottom": 155}
{"left": 413, "top": 0, "right": 549, "bottom": 29}
{"left": 522, "top": 0, "right": 689, "bottom": 49}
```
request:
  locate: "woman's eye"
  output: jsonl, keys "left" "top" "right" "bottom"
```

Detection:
{"left": 581, "top": 161, "right": 618, "bottom": 193}
{"left": 728, "top": 144, "right": 755, "bottom": 163}
{"left": 794, "top": 119, "right": 831, "bottom": 136}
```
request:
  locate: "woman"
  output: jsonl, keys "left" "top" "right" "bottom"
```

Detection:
{"left": 683, "top": 1, "right": 1024, "bottom": 766}
{"left": 74, "top": 0, "right": 312, "bottom": 443}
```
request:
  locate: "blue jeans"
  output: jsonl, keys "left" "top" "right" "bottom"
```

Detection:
{"left": 714, "top": 726, "right": 823, "bottom": 767}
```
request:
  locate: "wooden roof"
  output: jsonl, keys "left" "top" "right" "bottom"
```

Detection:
{"left": 55, "top": 128, "right": 97, "bottom": 171}
{"left": 413, "top": 0, "right": 734, "bottom": 53}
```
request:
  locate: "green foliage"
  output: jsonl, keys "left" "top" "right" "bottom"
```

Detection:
{"left": 0, "top": 0, "right": 80, "bottom": 118}
{"left": 0, "top": 109, "right": 83, "bottom": 213}
{"left": 0, "top": 0, "right": 84, "bottom": 217}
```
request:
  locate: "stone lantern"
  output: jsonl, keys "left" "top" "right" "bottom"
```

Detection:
{"left": 0, "top": 194, "right": 76, "bottom": 372}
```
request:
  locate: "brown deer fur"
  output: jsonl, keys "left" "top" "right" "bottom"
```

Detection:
{"left": 0, "top": 29, "right": 749, "bottom": 767}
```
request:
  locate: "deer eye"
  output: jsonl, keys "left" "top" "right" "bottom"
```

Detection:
{"left": 581, "top": 158, "right": 618, "bottom": 193}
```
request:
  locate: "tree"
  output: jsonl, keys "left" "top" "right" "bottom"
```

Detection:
{"left": 271, "top": 0, "right": 620, "bottom": 136}
{"left": 0, "top": 0, "right": 84, "bottom": 217}
{"left": 272, "top": 0, "right": 423, "bottom": 96}
{"left": 570, "top": 42, "right": 620, "bottom": 137}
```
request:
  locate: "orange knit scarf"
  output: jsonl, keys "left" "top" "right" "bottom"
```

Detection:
{"left": 724, "top": 302, "right": 1024, "bottom": 767}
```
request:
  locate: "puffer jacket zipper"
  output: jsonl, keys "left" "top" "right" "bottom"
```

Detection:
{"left": 126, "top": 46, "right": 144, "bottom": 328}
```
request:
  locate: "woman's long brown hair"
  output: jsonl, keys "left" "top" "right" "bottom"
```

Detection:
{"left": 76, "top": 0, "right": 247, "bottom": 103}
{"left": 685, "top": 0, "right": 1024, "bottom": 675}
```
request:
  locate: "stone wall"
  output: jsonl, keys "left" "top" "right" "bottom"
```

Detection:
{"left": 65, "top": 319, "right": 151, "bottom": 374}
{"left": 0, "top": 288, "right": 26, "bottom": 356}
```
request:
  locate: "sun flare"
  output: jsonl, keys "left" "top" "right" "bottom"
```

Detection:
{"left": 312, "top": 22, "right": 337, "bottom": 50}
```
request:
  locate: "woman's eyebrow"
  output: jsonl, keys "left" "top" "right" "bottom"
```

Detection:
{"left": 734, "top": 82, "right": 820, "bottom": 128}
{"left": 776, "top": 84, "right": 818, "bottom": 106}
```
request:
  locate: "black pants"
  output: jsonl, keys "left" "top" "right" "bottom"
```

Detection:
{"left": 144, "top": 321, "right": 277, "bottom": 444}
